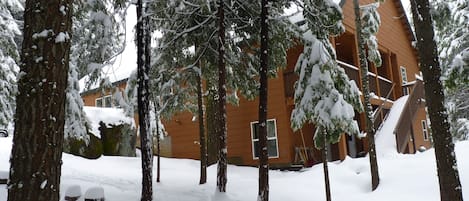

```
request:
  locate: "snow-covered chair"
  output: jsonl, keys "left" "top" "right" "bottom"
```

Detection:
{"left": 84, "top": 186, "right": 105, "bottom": 201}
{"left": 64, "top": 185, "right": 81, "bottom": 201}
{"left": 0, "top": 129, "right": 8, "bottom": 137}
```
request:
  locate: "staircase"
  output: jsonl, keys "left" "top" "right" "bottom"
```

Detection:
{"left": 393, "top": 79, "right": 426, "bottom": 153}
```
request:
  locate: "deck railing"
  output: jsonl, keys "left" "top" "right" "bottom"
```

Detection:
{"left": 284, "top": 61, "right": 394, "bottom": 101}
{"left": 372, "top": 83, "right": 396, "bottom": 129}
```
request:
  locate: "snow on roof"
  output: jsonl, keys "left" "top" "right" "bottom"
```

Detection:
{"left": 83, "top": 106, "right": 135, "bottom": 137}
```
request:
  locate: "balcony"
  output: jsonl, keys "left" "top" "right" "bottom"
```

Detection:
{"left": 284, "top": 60, "right": 395, "bottom": 102}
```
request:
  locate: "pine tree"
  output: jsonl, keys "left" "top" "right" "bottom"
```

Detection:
{"left": 151, "top": 0, "right": 297, "bottom": 190}
{"left": 196, "top": 69, "right": 208, "bottom": 184}
{"left": 64, "top": 62, "right": 90, "bottom": 146}
{"left": 8, "top": 0, "right": 73, "bottom": 200}
{"left": 64, "top": 0, "right": 128, "bottom": 144}
{"left": 0, "top": 0, "right": 22, "bottom": 129}
{"left": 291, "top": 1, "right": 363, "bottom": 201}
{"left": 410, "top": 0, "right": 463, "bottom": 200}
{"left": 137, "top": 0, "right": 153, "bottom": 200}
{"left": 352, "top": 0, "right": 382, "bottom": 191}
{"left": 148, "top": 46, "right": 192, "bottom": 183}
{"left": 71, "top": 0, "right": 127, "bottom": 83}
{"left": 433, "top": 0, "right": 469, "bottom": 140}
{"left": 258, "top": 0, "right": 269, "bottom": 200}
{"left": 216, "top": 0, "right": 228, "bottom": 192}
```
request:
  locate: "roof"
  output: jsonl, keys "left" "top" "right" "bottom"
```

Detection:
{"left": 393, "top": 0, "right": 416, "bottom": 42}
{"left": 80, "top": 78, "right": 129, "bottom": 96}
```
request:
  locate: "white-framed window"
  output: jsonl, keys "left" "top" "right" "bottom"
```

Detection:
{"left": 250, "top": 119, "right": 279, "bottom": 159}
{"left": 421, "top": 120, "right": 429, "bottom": 141}
{"left": 400, "top": 66, "right": 409, "bottom": 95}
{"left": 95, "top": 95, "right": 113, "bottom": 108}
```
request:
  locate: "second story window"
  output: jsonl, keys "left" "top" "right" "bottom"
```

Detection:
{"left": 400, "top": 66, "right": 409, "bottom": 95}
{"left": 422, "top": 120, "right": 429, "bottom": 141}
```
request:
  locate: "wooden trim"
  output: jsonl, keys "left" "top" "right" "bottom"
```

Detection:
{"left": 386, "top": 50, "right": 395, "bottom": 99}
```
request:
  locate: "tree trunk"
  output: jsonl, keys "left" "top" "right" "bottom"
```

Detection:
{"left": 7, "top": 1, "right": 72, "bottom": 201}
{"left": 410, "top": 1, "right": 463, "bottom": 200}
{"left": 206, "top": 81, "right": 220, "bottom": 165}
{"left": 322, "top": 130, "right": 332, "bottom": 201}
{"left": 156, "top": 113, "right": 161, "bottom": 183}
{"left": 137, "top": 1, "right": 153, "bottom": 200}
{"left": 216, "top": 0, "right": 227, "bottom": 193}
{"left": 257, "top": 0, "right": 269, "bottom": 200}
{"left": 197, "top": 68, "right": 208, "bottom": 184}
{"left": 353, "top": 0, "right": 380, "bottom": 191}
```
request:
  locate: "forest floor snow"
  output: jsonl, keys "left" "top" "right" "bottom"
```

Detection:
{"left": 1, "top": 136, "right": 469, "bottom": 200}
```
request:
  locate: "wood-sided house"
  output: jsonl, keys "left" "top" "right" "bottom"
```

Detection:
{"left": 81, "top": 0, "right": 431, "bottom": 168}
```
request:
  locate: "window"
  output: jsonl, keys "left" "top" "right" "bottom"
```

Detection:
{"left": 400, "top": 66, "right": 409, "bottom": 95}
{"left": 104, "top": 96, "right": 112, "bottom": 107}
{"left": 422, "top": 120, "right": 429, "bottom": 141}
{"left": 96, "top": 98, "right": 103, "bottom": 107}
{"left": 250, "top": 119, "right": 279, "bottom": 159}
{"left": 95, "top": 95, "right": 113, "bottom": 108}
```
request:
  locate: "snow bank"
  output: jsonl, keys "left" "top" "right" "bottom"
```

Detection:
{"left": 83, "top": 106, "right": 135, "bottom": 137}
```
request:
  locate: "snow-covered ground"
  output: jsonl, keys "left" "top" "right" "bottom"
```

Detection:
{"left": 1, "top": 137, "right": 468, "bottom": 201}
{"left": 1, "top": 95, "right": 468, "bottom": 201}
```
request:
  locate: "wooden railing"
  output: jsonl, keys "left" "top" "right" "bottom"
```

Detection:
{"left": 372, "top": 83, "right": 396, "bottom": 129}
{"left": 284, "top": 61, "right": 394, "bottom": 100}
{"left": 394, "top": 79, "right": 426, "bottom": 153}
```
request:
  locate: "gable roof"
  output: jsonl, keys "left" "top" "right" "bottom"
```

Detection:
{"left": 393, "top": 0, "right": 416, "bottom": 42}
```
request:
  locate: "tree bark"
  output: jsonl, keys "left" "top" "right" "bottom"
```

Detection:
{"left": 353, "top": 0, "right": 380, "bottom": 191}
{"left": 206, "top": 82, "right": 220, "bottom": 165}
{"left": 257, "top": 0, "right": 269, "bottom": 200}
{"left": 322, "top": 130, "right": 332, "bottom": 201}
{"left": 410, "top": 1, "right": 463, "bottom": 200}
{"left": 156, "top": 113, "right": 161, "bottom": 183}
{"left": 197, "top": 69, "right": 208, "bottom": 184}
{"left": 137, "top": 0, "right": 153, "bottom": 200}
{"left": 216, "top": 0, "right": 228, "bottom": 193}
{"left": 8, "top": 1, "right": 72, "bottom": 200}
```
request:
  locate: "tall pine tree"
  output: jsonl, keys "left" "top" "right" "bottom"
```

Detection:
{"left": 8, "top": 0, "right": 73, "bottom": 200}
{"left": 258, "top": 0, "right": 269, "bottom": 200}
{"left": 151, "top": 0, "right": 297, "bottom": 190}
{"left": 137, "top": 0, "right": 153, "bottom": 200}
{"left": 216, "top": 0, "right": 228, "bottom": 192}
{"left": 352, "top": 0, "right": 382, "bottom": 190}
{"left": 410, "top": 0, "right": 463, "bottom": 200}
{"left": 64, "top": 0, "right": 128, "bottom": 145}
{"left": 291, "top": 1, "right": 363, "bottom": 200}
{"left": 433, "top": 0, "right": 469, "bottom": 140}
{"left": 0, "top": 0, "right": 21, "bottom": 129}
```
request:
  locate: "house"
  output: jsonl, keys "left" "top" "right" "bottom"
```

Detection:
{"left": 81, "top": 0, "right": 431, "bottom": 167}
